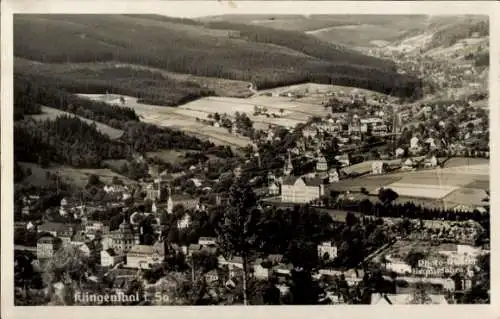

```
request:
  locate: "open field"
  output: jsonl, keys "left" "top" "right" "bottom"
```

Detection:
{"left": 78, "top": 94, "right": 255, "bottom": 148}
{"left": 180, "top": 94, "right": 332, "bottom": 128}
{"left": 377, "top": 183, "right": 459, "bottom": 199}
{"left": 442, "top": 156, "right": 489, "bottom": 169}
{"left": 201, "top": 14, "right": 431, "bottom": 35}
{"left": 329, "top": 158, "right": 489, "bottom": 207}
{"left": 17, "top": 162, "right": 134, "bottom": 188}
{"left": 28, "top": 106, "right": 124, "bottom": 139}
{"left": 329, "top": 175, "right": 403, "bottom": 193}
{"left": 78, "top": 88, "right": 332, "bottom": 140}
{"left": 307, "top": 24, "right": 407, "bottom": 47}
{"left": 101, "top": 159, "right": 129, "bottom": 172}
{"left": 443, "top": 187, "right": 488, "bottom": 207}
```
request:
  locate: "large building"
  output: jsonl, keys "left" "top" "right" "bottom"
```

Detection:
{"left": 37, "top": 236, "right": 63, "bottom": 259}
{"left": 279, "top": 149, "right": 334, "bottom": 204}
{"left": 125, "top": 241, "right": 165, "bottom": 269}
{"left": 281, "top": 176, "right": 326, "bottom": 204}
{"left": 103, "top": 219, "right": 138, "bottom": 254}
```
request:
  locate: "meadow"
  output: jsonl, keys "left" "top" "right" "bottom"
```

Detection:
{"left": 79, "top": 94, "right": 255, "bottom": 148}
{"left": 328, "top": 157, "right": 489, "bottom": 209}
{"left": 18, "top": 162, "right": 134, "bottom": 188}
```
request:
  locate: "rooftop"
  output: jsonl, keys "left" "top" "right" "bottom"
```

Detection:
{"left": 38, "top": 222, "right": 76, "bottom": 234}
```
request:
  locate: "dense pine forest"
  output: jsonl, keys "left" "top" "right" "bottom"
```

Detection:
{"left": 14, "top": 76, "right": 226, "bottom": 169}
{"left": 15, "top": 60, "right": 216, "bottom": 107}
{"left": 15, "top": 115, "right": 127, "bottom": 167}
{"left": 14, "top": 73, "right": 139, "bottom": 124}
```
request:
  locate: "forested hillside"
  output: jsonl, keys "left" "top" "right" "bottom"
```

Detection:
{"left": 14, "top": 14, "right": 422, "bottom": 98}
{"left": 14, "top": 76, "right": 230, "bottom": 169}
{"left": 15, "top": 59, "right": 215, "bottom": 107}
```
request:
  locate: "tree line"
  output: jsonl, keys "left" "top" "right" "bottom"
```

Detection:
{"left": 14, "top": 74, "right": 236, "bottom": 170}
{"left": 15, "top": 116, "right": 127, "bottom": 168}
{"left": 325, "top": 196, "right": 489, "bottom": 224}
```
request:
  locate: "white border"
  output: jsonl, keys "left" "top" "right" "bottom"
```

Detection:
{"left": 1, "top": 2, "right": 498, "bottom": 319}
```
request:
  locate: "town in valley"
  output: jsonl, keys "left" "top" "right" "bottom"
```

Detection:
{"left": 13, "top": 14, "right": 490, "bottom": 305}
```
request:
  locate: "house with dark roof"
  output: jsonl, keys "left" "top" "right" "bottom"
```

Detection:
{"left": 70, "top": 231, "right": 89, "bottom": 247}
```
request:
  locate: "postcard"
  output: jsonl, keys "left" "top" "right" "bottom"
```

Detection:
{"left": 1, "top": 1, "right": 497, "bottom": 319}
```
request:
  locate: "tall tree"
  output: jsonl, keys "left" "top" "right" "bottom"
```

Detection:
{"left": 216, "top": 177, "right": 260, "bottom": 305}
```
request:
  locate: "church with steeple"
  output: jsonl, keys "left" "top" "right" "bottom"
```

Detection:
{"left": 166, "top": 184, "right": 174, "bottom": 215}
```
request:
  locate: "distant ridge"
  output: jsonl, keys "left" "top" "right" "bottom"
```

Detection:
{"left": 14, "top": 14, "right": 422, "bottom": 98}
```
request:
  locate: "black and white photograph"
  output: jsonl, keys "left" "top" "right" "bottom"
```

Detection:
{"left": 5, "top": 2, "right": 492, "bottom": 311}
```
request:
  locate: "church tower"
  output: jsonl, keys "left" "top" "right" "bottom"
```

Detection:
{"left": 166, "top": 184, "right": 174, "bottom": 215}
{"left": 284, "top": 150, "right": 293, "bottom": 176}
{"left": 316, "top": 149, "right": 328, "bottom": 172}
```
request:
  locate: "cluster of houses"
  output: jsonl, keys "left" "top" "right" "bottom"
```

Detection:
{"left": 266, "top": 144, "right": 442, "bottom": 205}
{"left": 33, "top": 174, "right": 211, "bottom": 265}
{"left": 370, "top": 40, "right": 487, "bottom": 95}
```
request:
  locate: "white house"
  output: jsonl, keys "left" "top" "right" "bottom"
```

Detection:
{"left": 424, "top": 155, "right": 438, "bottom": 168}
{"left": 425, "top": 138, "right": 437, "bottom": 149}
{"left": 402, "top": 158, "right": 414, "bottom": 170}
{"left": 268, "top": 182, "right": 280, "bottom": 196}
{"left": 395, "top": 148, "right": 405, "bottom": 158}
{"left": 100, "top": 249, "right": 125, "bottom": 267}
{"left": 335, "top": 154, "right": 350, "bottom": 167}
{"left": 253, "top": 263, "right": 270, "bottom": 280}
{"left": 204, "top": 269, "right": 220, "bottom": 283}
{"left": 384, "top": 255, "right": 412, "bottom": 275}
{"left": 372, "top": 161, "right": 385, "bottom": 175}
{"left": 410, "top": 136, "right": 421, "bottom": 153}
{"left": 198, "top": 237, "right": 217, "bottom": 246}
{"left": 318, "top": 242, "right": 338, "bottom": 261}
{"left": 281, "top": 176, "right": 326, "bottom": 204}
{"left": 328, "top": 169, "right": 339, "bottom": 183}
{"left": 177, "top": 213, "right": 192, "bottom": 230}
{"left": 218, "top": 256, "right": 244, "bottom": 278}
{"left": 78, "top": 242, "right": 93, "bottom": 258}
